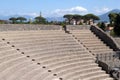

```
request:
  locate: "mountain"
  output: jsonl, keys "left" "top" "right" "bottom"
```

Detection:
{"left": 99, "top": 9, "right": 120, "bottom": 22}
{"left": 1, "top": 9, "right": 120, "bottom": 22}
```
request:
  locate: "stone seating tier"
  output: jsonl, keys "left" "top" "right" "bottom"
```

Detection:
{"left": 70, "top": 30, "right": 114, "bottom": 55}
{"left": 0, "top": 30, "right": 113, "bottom": 80}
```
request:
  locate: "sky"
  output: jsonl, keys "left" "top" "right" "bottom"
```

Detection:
{"left": 0, "top": 0, "right": 120, "bottom": 17}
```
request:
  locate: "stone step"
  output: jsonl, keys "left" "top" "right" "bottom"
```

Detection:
{"left": 9, "top": 67, "right": 44, "bottom": 80}
{"left": 25, "top": 50, "right": 89, "bottom": 58}
{"left": 0, "top": 49, "right": 17, "bottom": 57}
{"left": 84, "top": 43, "right": 107, "bottom": 47}
{"left": 56, "top": 63, "right": 100, "bottom": 76}
{"left": 0, "top": 30, "right": 114, "bottom": 80}
{"left": 30, "top": 51, "right": 89, "bottom": 59}
{"left": 84, "top": 72, "right": 112, "bottom": 80}
{"left": 92, "top": 50, "right": 114, "bottom": 55}
{"left": 79, "top": 38, "right": 101, "bottom": 41}
{"left": 0, "top": 56, "right": 29, "bottom": 73}
{"left": 8, "top": 39, "right": 73, "bottom": 43}
{"left": 4, "top": 36, "right": 71, "bottom": 40}
{"left": 90, "top": 48, "right": 113, "bottom": 52}
{"left": 23, "top": 47, "right": 85, "bottom": 54}
{"left": 11, "top": 40, "right": 78, "bottom": 46}
{"left": 4, "top": 37, "right": 73, "bottom": 41}
{"left": 76, "top": 37, "right": 98, "bottom": 40}
{"left": 71, "top": 31, "right": 92, "bottom": 33}
{"left": 1, "top": 32, "right": 66, "bottom": 36}
{"left": 63, "top": 67, "right": 103, "bottom": 80}
{"left": 3, "top": 33, "right": 69, "bottom": 38}
{"left": 47, "top": 60, "right": 94, "bottom": 70}
{"left": 74, "top": 34, "right": 96, "bottom": 37}
{"left": 17, "top": 67, "right": 46, "bottom": 80}
{"left": 5, "top": 37, "right": 73, "bottom": 43}
{"left": 87, "top": 46, "right": 110, "bottom": 50}
{"left": 0, "top": 60, "right": 41, "bottom": 80}
{"left": 0, "top": 46, "right": 13, "bottom": 51}
{"left": 82, "top": 40, "right": 102, "bottom": 43}
{"left": 40, "top": 57, "right": 94, "bottom": 66}
{"left": 0, "top": 30, "right": 63, "bottom": 34}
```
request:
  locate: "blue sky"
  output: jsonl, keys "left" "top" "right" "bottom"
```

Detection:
{"left": 0, "top": 0, "right": 120, "bottom": 17}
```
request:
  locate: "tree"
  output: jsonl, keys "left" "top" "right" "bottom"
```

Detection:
{"left": 17, "top": 17, "right": 27, "bottom": 23}
{"left": 83, "top": 14, "right": 100, "bottom": 24}
{"left": 72, "top": 14, "right": 82, "bottom": 25}
{"left": 114, "top": 13, "right": 120, "bottom": 36}
{"left": 99, "top": 22, "right": 106, "bottom": 31}
{"left": 63, "top": 14, "right": 73, "bottom": 24}
{"left": 9, "top": 17, "right": 17, "bottom": 24}
{"left": 34, "top": 16, "right": 46, "bottom": 24}
{"left": 108, "top": 13, "right": 117, "bottom": 26}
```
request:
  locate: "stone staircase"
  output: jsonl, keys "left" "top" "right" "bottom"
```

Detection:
{"left": 70, "top": 30, "right": 120, "bottom": 75}
{"left": 70, "top": 30, "right": 114, "bottom": 56}
{"left": 0, "top": 30, "right": 113, "bottom": 80}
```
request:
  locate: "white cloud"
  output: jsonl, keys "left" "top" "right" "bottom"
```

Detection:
{"left": 45, "top": 6, "right": 88, "bottom": 17}
{"left": 0, "top": 11, "right": 39, "bottom": 17}
{"left": 95, "top": 7, "right": 111, "bottom": 14}
{"left": 0, "top": 6, "right": 88, "bottom": 17}
{"left": 17, "top": 12, "right": 39, "bottom": 17}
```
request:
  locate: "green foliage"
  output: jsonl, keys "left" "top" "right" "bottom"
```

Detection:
{"left": 84, "top": 14, "right": 100, "bottom": 20}
{"left": 17, "top": 17, "right": 27, "bottom": 23}
{"left": 114, "top": 13, "right": 120, "bottom": 36}
{"left": 9, "top": 17, "right": 17, "bottom": 24}
{"left": 34, "top": 16, "right": 47, "bottom": 24}
{"left": 108, "top": 13, "right": 117, "bottom": 26}
{"left": 84, "top": 14, "right": 100, "bottom": 25}
{"left": 60, "top": 21, "right": 65, "bottom": 26}
{"left": 63, "top": 14, "right": 100, "bottom": 25}
{"left": 98, "top": 22, "right": 106, "bottom": 31}
{"left": 108, "top": 13, "right": 120, "bottom": 36}
{"left": 72, "top": 14, "right": 82, "bottom": 25}
{"left": 63, "top": 14, "right": 73, "bottom": 24}
{"left": 9, "top": 17, "right": 27, "bottom": 24}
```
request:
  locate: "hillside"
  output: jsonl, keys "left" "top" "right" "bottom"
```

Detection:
{"left": 99, "top": 9, "right": 120, "bottom": 22}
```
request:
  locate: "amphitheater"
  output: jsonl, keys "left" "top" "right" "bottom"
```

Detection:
{"left": 0, "top": 24, "right": 120, "bottom": 80}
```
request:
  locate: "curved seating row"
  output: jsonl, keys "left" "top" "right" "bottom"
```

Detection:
{"left": 0, "top": 30, "right": 113, "bottom": 80}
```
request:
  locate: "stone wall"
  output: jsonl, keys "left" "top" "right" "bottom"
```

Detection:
{"left": 66, "top": 25, "right": 90, "bottom": 30}
{"left": 0, "top": 24, "right": 92, "bottom": 31}
{"left": 90, "top": 25, "right": 120, "bottom": 51}
{"left": 0, "top": 24, "right": 61, "bottom": 31}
